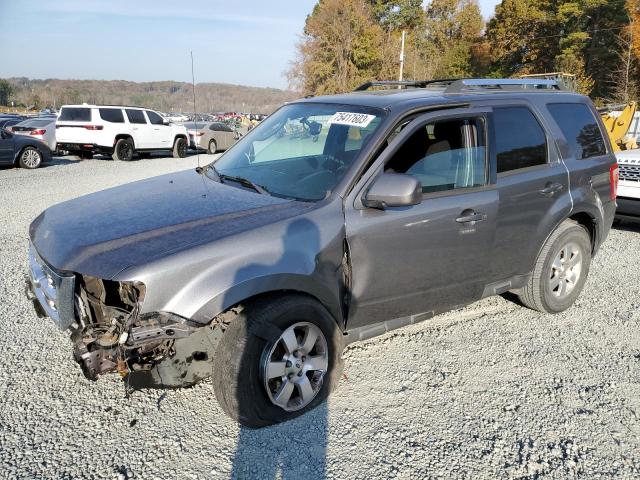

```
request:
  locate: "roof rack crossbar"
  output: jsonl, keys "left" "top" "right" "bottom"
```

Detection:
{"left": 444, "top": 78, "right": 564, "bottom": 93}
{"left": 354, "top": 79, "right": 459, "bottom": 91}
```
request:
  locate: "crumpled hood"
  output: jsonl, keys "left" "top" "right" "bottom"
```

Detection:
{"left": 30, "top": 169, "right": 312, "bottom": 278}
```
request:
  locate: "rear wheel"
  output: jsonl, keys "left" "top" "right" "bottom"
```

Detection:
{"left": 112, "top": 138, "right": 134, "bottom": 161}
{"left": 207, "top": 139, "right": 217, "bottom": 154}
{"left": 173, "top": 137, "right": 187, "bottom": 158}
{"left": 518, "top": 220, "right": 591, "bottom": 313}
{"left": 212, "top": 295, "right": 344, "bottom": 428}
{"left": 18, "top": 147, "right": 42, "bottom": 169}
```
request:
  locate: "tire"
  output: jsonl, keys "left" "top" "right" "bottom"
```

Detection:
{"left": 212, "top": 294, "right": 344, "bottom": 428}
{"left": 18, "top": 147, "right": 42, "bottom": 169}
{"left": 207, "top": 139, "right": 217, "bottom": 154}
{"left": 172, "top": 137, "right": 187, "bottom": 158}
{"left": 518, "top": 220, "right": 591, "bottom": 313}
{"left": 112, "top": 138, "right": 134, "bottom": 161}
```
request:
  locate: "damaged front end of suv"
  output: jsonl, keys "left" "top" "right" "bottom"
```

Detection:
{"left": 26, "top": 245, "right": 224, "bottom": 389}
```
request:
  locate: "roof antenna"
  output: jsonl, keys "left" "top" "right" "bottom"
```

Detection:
{"left": 191, "top": 50, "right": 201, "bottom": 172}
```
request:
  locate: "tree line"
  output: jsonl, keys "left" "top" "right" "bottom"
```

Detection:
{"left": 289, "top": 0, "right": 640, "bottom": 103}
{"left": 0, "top": 78, "right": 297, "bottom": 114}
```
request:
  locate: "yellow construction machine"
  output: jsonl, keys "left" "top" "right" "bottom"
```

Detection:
{"left": 600, "top": 102, "right": 638, "bottom": 151}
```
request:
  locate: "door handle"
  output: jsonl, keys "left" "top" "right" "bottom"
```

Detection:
{"left": 539, "top": 182, "right": 563, "bottom": 197}
{"left": 456, "top": 210, "right": 486, "bottom": 223}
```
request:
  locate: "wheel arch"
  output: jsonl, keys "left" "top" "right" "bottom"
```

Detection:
{"left": 191, "top": 275, "right": 345, "bottom": 332}
{"left": 14, "top": 144, "right": 44, "bottom": 166}
{"left": 113, "top": 134, "right": 135, "bottom": 149}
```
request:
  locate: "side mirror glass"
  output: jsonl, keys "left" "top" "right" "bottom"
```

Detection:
{"left": 364, "top": 172, "right": 422, "bottom": 209}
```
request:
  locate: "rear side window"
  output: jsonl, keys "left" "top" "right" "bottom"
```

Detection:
{"left": 494, "top": 107, "right": 547, "bottom": 173}
{"left": 146, "top": 111, "right": 164, "bottom": 125}
{"left": 59, "top": 108, "right": 91, "bottom": 122}
{"left": 210, "top": 123, "right": 224, "bottom": 131}
{"left": 547, "top": 103, "right": 607, "bottom": 159}
{"left": 99, "top": 108, "right": 124, "bottom": 123}
{"left": 126, "top": 109, "right": 147, "bottom": 124}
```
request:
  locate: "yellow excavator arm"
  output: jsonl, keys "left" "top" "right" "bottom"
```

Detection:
{"left": 601, "top": 102, "right": 637, "bottom": 152}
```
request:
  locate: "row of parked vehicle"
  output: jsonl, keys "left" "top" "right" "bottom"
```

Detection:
{"left": 0, "top": 105, "right": 245, "bottom": 169}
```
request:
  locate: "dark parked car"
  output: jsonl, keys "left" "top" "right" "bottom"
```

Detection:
{"left": 0, "top": 127, "right": 51, "bottom": 168}
{"left": 26, "top": 79, "right": 617, "bottom": 427}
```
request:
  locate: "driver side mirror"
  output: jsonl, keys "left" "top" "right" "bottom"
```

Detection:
{"left": 163, "top": 120, "right": 171, "bottom": 126}
{"left": 363, "top": 173, "right": 422, "bottom": 209}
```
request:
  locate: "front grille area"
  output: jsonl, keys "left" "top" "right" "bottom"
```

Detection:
{"left": 619, "top": 164, "right": 640, "bottom": 182}
{"left": 28, "top": 245, "right": 76, "bottom": 330}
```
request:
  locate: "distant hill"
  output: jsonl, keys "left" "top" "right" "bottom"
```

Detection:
{"left": 4, "top": 78, "right": 299, "bottom": 114}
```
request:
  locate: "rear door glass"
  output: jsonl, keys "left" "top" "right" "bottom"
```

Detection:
{"left": 493, "top": 107, "right": 547, "bottom": 173}
{"left": 547, "top": 103, "right": 607, "bottom": 159}
{"left": 126, "top": 109, "right": 147, "bottom": 124}
{"left": 99, "top": 108, "right": 124, "bottom": 123}
{"left": 59, "top": 108, "right": 91, "bottom": 122}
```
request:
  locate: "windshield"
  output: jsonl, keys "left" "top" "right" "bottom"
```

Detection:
{"left": 210, "top": 103, "right": 383, "bottom": 201}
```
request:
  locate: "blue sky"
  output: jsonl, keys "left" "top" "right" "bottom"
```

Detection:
{"left": 0, "top": 0, "right": 500, "bottom": 89}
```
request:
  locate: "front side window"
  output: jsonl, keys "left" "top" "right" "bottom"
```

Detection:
{"left": 59, "top": 108, "right": 91, "bottom": 122}
{"left": 99, "top": 108, "right": 124, "bottom": 123}
{"left": 547, "top": 103, "right": 607, "bottom": 159}
{"left": 146, "top": 111, "right": 164, "bottom": 125}
{"left": 385, "top": 118, "right": 487, "bottom": 193}
{"left": 210, "top": 103, "right": 384, "bottom": 201}
{"left": 125, "top": 109, "right": 147, "bottom": 124}
{"left": 494, "top": 107, "right": 547, "bottom": 173}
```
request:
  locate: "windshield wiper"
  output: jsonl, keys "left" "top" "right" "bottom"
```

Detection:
{"left": 219, "top": 172, "right": 269, "bottom": 195}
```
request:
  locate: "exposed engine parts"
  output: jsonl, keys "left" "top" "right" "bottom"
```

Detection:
{"left": 71, "top": 276, "right": 221, "bottom": 388}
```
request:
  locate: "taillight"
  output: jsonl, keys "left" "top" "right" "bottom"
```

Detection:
{"left": 610, "top": 163, "right": 619, "bottom": 200}
{"left": 30, "top": 129, "right": 46, "bottom": 135}
{"left": 188, "top": 130, "right": 203, "bottom": 136}
{"left": 83, "top": 125, "right": 103, "bottom": 130}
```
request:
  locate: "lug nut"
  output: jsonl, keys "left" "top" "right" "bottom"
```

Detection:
{"left": 286, "top": 360, "right": 292, "bottom": 368}
{"left": 293, "top": 350, "right": 300, "bottom": 358}
{"left": 301, "top": 356, "right": 307, "bottom": 362}
{"left": 287, "top": 373, "right": 295, "bottom": 380}
{"left": 297, "top": 371, "right": 303, "bottom": 377}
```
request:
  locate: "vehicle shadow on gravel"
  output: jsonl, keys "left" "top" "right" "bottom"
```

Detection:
{"left": 612, "top": 218, "right": 640, "bottom": 233}
{"left": 229, "top": 219, "right": 330, "bottom": 479}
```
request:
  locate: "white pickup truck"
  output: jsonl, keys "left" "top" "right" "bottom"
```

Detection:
{"left": 616, "top": 149, "right": 640, "bottom": 218}
{"left": 56, "top": 105, "right": 189, "bottom": 161}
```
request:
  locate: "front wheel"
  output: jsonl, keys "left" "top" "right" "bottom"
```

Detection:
{"left": 18, "top": 147, "right": 42, "bottom": 169}
{"left": 518, "top": 220, "right": 591, "bottom": 313}
{"left": 212, "top": 295, "right": 344, "bottom": 428}
{"left": 173, "top": 137, "right": 187, "bottom": 158}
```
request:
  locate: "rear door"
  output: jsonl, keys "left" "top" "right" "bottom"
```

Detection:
{"left": 0, "top": 131, "right": 14, "bottom": 164}
{"left": 345, "top": 108, "right": 498, "bottom": 329}
{"left": 488, "top": 104, "right": 571, "bottom": 281}
{"left": 125, "top": 109, "right": 150, "bottom": 148}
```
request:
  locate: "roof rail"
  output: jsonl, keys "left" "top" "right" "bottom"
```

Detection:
{"left": 354, "top": 79, "right": 459, "bottom": 91}
{"left": 444, "top": 78, "right": 564, "bottom": 94}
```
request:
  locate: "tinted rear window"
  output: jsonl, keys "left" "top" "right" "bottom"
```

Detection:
{"left": 183, "top": 123, "right": 202, "bottom": 130}
{"left": 126, "top": 109, "right": 147, "bottom": 124}
{"left": 99, "top": 108, "right": 124, "bottom": 123}
{"left": 59, "top": 108, "right": 91, "bottom": 122}
{"left": 547, "top": 103, "right": 607, "bottom": 159}
{"left": 494, "top": 107, "right": 547, "bottom": 173}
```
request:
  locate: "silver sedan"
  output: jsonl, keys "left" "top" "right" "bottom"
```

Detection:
{"left": 184, "top": 122, "right": 240, "bottom": 153}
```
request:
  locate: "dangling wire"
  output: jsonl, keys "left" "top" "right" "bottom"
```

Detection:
{"left": 191, "top": 50, "right": 200, "bottom": 170}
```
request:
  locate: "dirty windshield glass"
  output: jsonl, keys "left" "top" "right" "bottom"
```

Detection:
{"left": 210, "top": 103, "right": 383, "bottom": 201}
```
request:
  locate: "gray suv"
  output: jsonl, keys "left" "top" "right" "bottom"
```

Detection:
{"left": 26, "top": 79, "right": 618, "bottom": 427}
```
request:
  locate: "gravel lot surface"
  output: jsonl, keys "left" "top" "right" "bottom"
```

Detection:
{"left": 1, "top": 154, "right": 640, "bottom": 479}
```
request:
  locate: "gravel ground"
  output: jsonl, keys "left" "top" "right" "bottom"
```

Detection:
{"left": 1, "top": 154, "right": 640, "bottom": 479}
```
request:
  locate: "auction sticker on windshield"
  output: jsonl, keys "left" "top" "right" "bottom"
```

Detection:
{"left": 328, "top": 112, "right": 376, "bottom": 128}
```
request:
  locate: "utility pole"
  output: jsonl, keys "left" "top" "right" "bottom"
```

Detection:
{"left": 398, "top": 30, "right": 406, "bottom": 88}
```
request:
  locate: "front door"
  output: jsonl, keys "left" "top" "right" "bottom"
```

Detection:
{"left": 145, "top": 110, "right": 172, "bottom": 149}
{"left": 345, "top": 109, "right": 498, "bottom": 329}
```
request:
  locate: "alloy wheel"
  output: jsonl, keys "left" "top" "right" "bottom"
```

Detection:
{"left": 22, "top": 149, "right": 41, "bottom": 168}
{"left": 549, "top": 241, "right": 582, "bottom": 298}
{"left": 262, "top": 322, "right": 329, "bottom": 412}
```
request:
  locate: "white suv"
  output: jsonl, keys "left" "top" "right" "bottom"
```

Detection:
{"left": 616, "top": 149, "right": 640, "bottom": 219}
{"left": 56, "top": 105, "right": 189, "bottom": 161}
